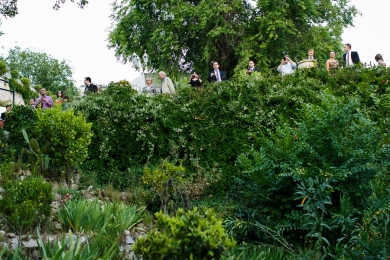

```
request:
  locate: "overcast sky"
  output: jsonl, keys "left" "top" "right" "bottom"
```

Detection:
{"left": 0, "top": 0, "right": 389, "bottom": 87}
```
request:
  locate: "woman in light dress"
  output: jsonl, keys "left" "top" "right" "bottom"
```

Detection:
{"left": 143, "top": 78, "right": 157, "bottom": 95}
{"left": 375, "top": 54, "right": 386, "bottom": 68}
{"left": 326, "top": 51, "right": 340, "bottom": 72}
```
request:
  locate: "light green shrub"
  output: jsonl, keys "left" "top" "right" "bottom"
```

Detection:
{"left": 133, "top": 208, "right": 235, "bottom": 260}
{"left": 35, "top": 105, "right": 92, "bottom": 182}
{"left": 0, "top": 60, "right": 7, "bottom": 76}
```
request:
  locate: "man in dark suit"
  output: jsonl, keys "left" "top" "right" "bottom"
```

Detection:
{"left": 343, "top": 43, "right": 360, "bottom": 67}
{"left": 308, "top": 49, "right": 321, "bottom": 68}
{"left": 208, "top": 61, "right": 226, "bottom": 82}
{"left": 246, "top": 60, "right": 260, "bottom": 75}
{"left": 83, "top": 77, "right": 98, "bottom": 95}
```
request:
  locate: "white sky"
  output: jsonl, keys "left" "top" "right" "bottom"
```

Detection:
{"left": 0, "top": 0, "right": 389, "bottom": 88}
{"left": 0, "top": 1, "right": 139, "bottom": 87}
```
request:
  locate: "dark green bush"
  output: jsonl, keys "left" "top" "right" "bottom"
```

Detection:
{"left": 0, "top": 175, "right": 53, "bottom": 232}
{"left": 4, "top": 105, "right": 37, "bottom": 155}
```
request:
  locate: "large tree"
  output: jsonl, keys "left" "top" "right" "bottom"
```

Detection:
{"left": 0, "top": 0, "right": 89, "bottom": 18}
{"left": 1, "top": 46, "right": 78, "bottom": 96}
{"left": 108, "top": 0, "right": 358, "bottom": 77}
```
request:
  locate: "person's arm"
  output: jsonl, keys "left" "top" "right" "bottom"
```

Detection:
{"left": 326, "top": 60, "right": 330, "bottom": 71}
{"left": 316, "top": 58, "right": 321, "bottom": 68}
{"left": 354, "top": 52, "right": 360, "bottom": 63}
{"left": 222, "top": 71, "right": 227, "bottom": 80}
{"left": 47, "top": 97, "right": 54, "bottom": 108}
{"left": 198, "top": 77, "right": 203, "bottom": 84}
{"left": 290, "top": 60, "right": 297, "bottom": 69}
{"left": 167, "top": 78, "right": 176, "bottom": 94}
{"left": 208, "top": 72, "right": 214, "bottom": 82}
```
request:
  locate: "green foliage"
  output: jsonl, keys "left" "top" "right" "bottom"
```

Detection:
{"left": 57, "top": 199, "right": 145, "bottom": 236}
{"left": 1, "top": 46, "right": 78, "bottom": 97}
{"left": 37, "top": 229, "right": 117, "bottom": 260}
{"left": 0, "top": 60, "right": 7, "bottom": 75}
{"left": 35, "top": 105, "right": 92, "bottom": 181}
{"left": 0, "top": 175, "right": 53, "bottom": 232}
{"left": 133, "top": 208, "right": 235, "bottom": 260}
{"left": 143, "top": 161, "right": 187, "bottom": 214}
{"left": 10, "top": 69, "right": 18, "bottom": 78}
{"left": 56, "top": 198, "right": 144, "bottom": 257}
{"left": 109, "top": 0, "right": 358, "bottom": 76}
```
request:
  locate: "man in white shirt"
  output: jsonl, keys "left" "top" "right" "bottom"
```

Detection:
{"left": 343, "top": 43, "right": 360, "bottom": 67}
{"left": 208, "top": 61, "right": 226, "bottom": 82}
{"left": 277, "top": 55, "right": 297, "bottom": 77}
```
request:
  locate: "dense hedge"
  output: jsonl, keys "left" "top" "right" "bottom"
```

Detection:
{"left": 72, "top": 68, "right": 390, "bottom": 191}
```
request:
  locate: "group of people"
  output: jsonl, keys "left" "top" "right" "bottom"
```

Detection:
{"left": 278, "top": 43, "right": 386, "bottom": 76}
{"left": 29, "top": 88, "right": 70, "bottom": 110}
{"left": 142, "top": 62, "right": 228, "bottom": 95}
{"left": 144, "top": 43, "right": 387, "bottom": 94}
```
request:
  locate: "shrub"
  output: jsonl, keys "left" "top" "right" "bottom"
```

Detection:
{"left": 10, "top": 69, "right": 18, "bottom": 79}
{"left": 34, "top": 105, "right": 92, "bottom": 181}
{"left": 0, "top": 60, "right": 7, "bottom": 76}
{"left": 133, "top": 208, "right": 235, "bottom": 260}
{"left": 0, "top": 175, "right": 53, "bottom": 232}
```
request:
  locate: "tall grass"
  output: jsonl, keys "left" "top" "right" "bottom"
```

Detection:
{"left": 57, "top": 199, "right": 145, "bottom": 235}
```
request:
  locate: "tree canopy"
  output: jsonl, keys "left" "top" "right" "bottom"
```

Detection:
{"left": 1, "top": 46, "right": 78, "bottom": 96}
{"left": 108, "top": 0, "right": 359, "bottom": 77}
{"left": 0, "top": 0, "right": 89, "bottom": 18}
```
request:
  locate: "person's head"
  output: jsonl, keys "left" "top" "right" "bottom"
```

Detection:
{"left": 308, "top": 49, "right": 314, "bottom": 58}
{"left": 191, "top": 71, "right": 199, "bottom": 78}
{"left": 84, "top": 77, "right": 91, "bottom": 86}
{"left": 63, "top": 95, "right": 70, "bottom": 102}
{"left": 329, "top": 51, "right": 335, "bottom": 58}
{"left": 146, "top": 78, "right": 153, "bottom": 85}
{"left": 40, "top": 88, "right": 47, "bottom": 96}
{"left": 344, "top": 43, "right": 351, "bottom": 52}
{"left": 158, "top": 71, "right": 166, "bottom": 79}
{"left": 282, "top": 55, "right": 290, "bottom": 64}
{"left": 213, "top": 61, "right": 220, "bottom": 70}
{"left": 29, "top": 99, "right": 35, "bottom": 105}
{"left": 248, "top": 60, "right": 255, "bottom": 68}
{"left": 57, "top": 90, "right": 64, "bottom": 98}
{"left": 375, "top": 54, "right": 383, "bottom": 61}
{"left": 6, "top": 105, "right": 11, "bottom": 111}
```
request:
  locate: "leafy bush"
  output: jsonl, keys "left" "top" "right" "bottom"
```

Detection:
{"left": 35, "top": 106, "right": 92, "bottom": 181}
{"left": 4, "top": 106, "right": 37, "bottom": 153}
{"left": 133, "top": 207, "right": 235, "bottom": 260}
{"left": 0, "top": 60, "right": 7, "bottom": 76}
{"left": 0, "top": 175, "right": 53, "bottom": 232}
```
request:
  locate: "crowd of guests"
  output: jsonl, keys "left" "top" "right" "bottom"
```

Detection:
{"left": 143, "top": 43, "right": 387, "bottom": 95}
{"left": 142, "top": 43, "right": 386, "bottom": 95}
{"left": 277, "top": 44, "right": 386, "bottom": 77}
